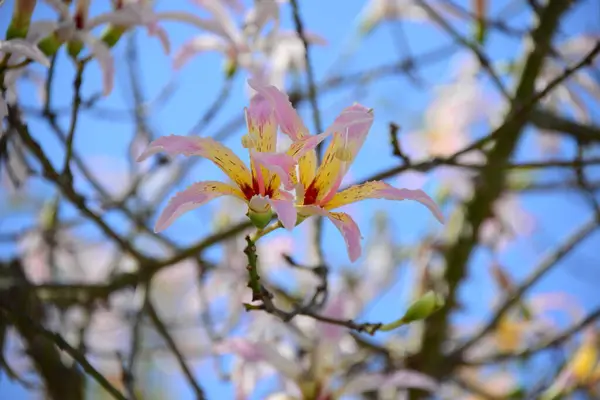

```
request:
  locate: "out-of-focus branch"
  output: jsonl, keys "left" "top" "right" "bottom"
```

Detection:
{"left": 0, "top": 259, "right": 84, "bottom": 400}
{"left": 452, "top": 216, "right": 599, "bottom": 358}
{"left": 407, "top": 0, "right": 577, "bottom": 391}
{"left": 145, "top": 300, "right": 206, "bottom": 400}
{"left": 8, "top": 107, "right": 148, "bottom": 261}
{"left": 416, "top": 0, "right": 510, "bottom": 100}
{"left": 530, "top": 108, "right": 600, "bottom": 144}
{"left": 465, "top": 305, "right": 600, "bottom": 365}
{"left": 290, "top": 0, "right": 326, "bottom": 266}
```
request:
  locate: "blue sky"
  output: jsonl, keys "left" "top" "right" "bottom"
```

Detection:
{"left": 2, "top": 0, "right": 600, "bottom": 398}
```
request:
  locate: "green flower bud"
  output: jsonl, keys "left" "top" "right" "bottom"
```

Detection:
{"left": 247, "top": 208, "right": 273, "bottom": 229}
{"left": 401, "top": 291, "right": 444, "bottom": 323}
{"left": 38, "top": 34, "right": 63, "bottom": 57}
{"left": 67, "top": 40, "right": 84, "bottom": 59}
{"left": 223, "top": 58, "right": 237, "bottom": 79}
{"left": 100, "top": 25, "right": 127, "bottom": 48}
{"left": 6, "top": 0, "right": 37, "bottom": 39}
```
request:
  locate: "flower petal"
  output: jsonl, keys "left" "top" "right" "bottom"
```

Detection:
{"left": 286, "top": 131, "right": 330, "bottom": 188}
{"left": 137, "top": 135, "right": 253, "bottom": 190}
{"left": 267, "top": 197, "right": 297, "bottom": 231}
{"left": 251, "top": 150, "right": 295, "bottom": 191}
{"left": 325, "top": 180, "right": 444, "bottom": 223}
{"left": 300, "top": 206, "right": 362, "bottom": 262}
{"left": 214, "top": 338, "right": 303, "bottom": 382}
{"left": 173, "top": 35, "right": 228, "bottom": 69}
{"left": 155, "top": 181, "right": 244, "bottom": 232}
{"left": 341, "top": 370, "right": 439, "bottom": 396}
{"left": 245, "top": 92, "right": 277, "bottom": 153}
{"left": 247, "top": 79, "right": 309, "bottom": 141}
{"left": 76, "top": 32, "right": 114, "bottom": 96}
{"left": 0, "top": 39, "right": 51, "bottom": 67}
{"left": 192, "top": 0, "right": 244, "bottom": 45}
{"left": 306, "top": 104, "right": 374, "bottom": 204}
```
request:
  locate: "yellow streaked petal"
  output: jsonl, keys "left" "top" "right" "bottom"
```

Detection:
{"left": 324, "top": 181, "right": 444, "bottom": 223}
{"left": 298, "top": 150, "right": 317, "bottom": 188}
{"left": 306, "top": 134, "right": 345, "bottom": 204}
{"left": 244, "top": 94, "right": 277, "bottom": 153}
{"left": 138, "top": 135, "right": 253, "bottom": 190}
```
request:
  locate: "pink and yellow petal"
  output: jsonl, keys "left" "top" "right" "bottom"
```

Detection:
{"left": 325, "top": 180, "right": 444, "bottom": 223}
{"left": 137, "top": 135, "right": 253, "bottom": 190}
{"left": 247, "top": 79, "right": 308, "bottom": 141}
{"left": 267, "top": 198, "right": 297, "bottom": 231}
{"left": 250, "top": 150, "right": 295, "bottom": 191}
{"left": 308, "top": 105, "right": 374, "bottom": 203}
{"left": 245, "top": 92, "right": 277, "bottom": 153}
{"left": 155, "top": 181, "right": 245, "bottom": 232}
{"left": 299, "top": 206, "right": 362, "bottom": 262}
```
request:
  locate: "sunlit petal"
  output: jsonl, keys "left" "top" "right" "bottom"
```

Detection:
{"left": 326, "top": 180, "right": 444, "bottom": 223}
{"left": 137, "top": 135, "right": 253, "bottom": 189}
{"left": 155, "top": 181, "right": 244, "bottom": 232}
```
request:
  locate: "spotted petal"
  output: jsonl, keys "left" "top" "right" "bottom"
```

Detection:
{"left": 326, "top": 180, "right": 444, "bottom": 223}
{"left": 137, "top": 135, "right": 253, "bottom": 190}
{"left": 155, "top": 181, "right": 244, "bottom": 232}
{"left": 300, "top": 206, "right": 362, "bottom": 262}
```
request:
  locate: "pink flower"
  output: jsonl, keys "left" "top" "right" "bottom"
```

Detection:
{"left": 37, "top": 0, "right": 182, "bottom": 96}
{"left": 173, "top": 0, "right": 275, "bottom": 70}
{"left": 250, "top": 83, "right": 444, "bottom": 262}
{"left": 137, "top": 80, "right": 329, "bottom": 232}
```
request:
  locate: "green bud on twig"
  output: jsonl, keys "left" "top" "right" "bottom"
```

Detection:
{"left": 401, "top": 290, "right": 445, "bottom": 323}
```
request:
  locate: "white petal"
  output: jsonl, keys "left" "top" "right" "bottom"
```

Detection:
{"left": 77, "top": 32, "right": 114, "bottom": 96}
{"left": 0, "top": 39, "right": 50, "bottom": 67}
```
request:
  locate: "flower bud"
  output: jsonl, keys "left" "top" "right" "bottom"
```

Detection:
{"left": 401, "top": 291, "right": 444, "bottom": 323}
{"left": 67, "top": 40, "right": 84, "bottom": 59}
{"left": 223, "top": 58, "right": 238, "bottom": 78}
{"left": 100, "top": 25, "right": 127, "bottom": 48}
{"left": 6, "top": 0, "right": 37, "bottom": 39}
{"left": 247, "top": 196, "right": 273, "bottom": 229}
{"left": 37, "top": 34, "right": 63, "bottom": 57}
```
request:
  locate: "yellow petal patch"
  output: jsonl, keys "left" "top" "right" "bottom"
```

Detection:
{"left": 198, "top": 137, "right": 253, "bottom": 190}
{"left": 244, "top": 106, "right": 277, "bottom": 153}
{"left": 307, "top": 134, "right": 345, "bottom": 203}
{"left": 325, "top": 181, "right": 385, "bottom": 210}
